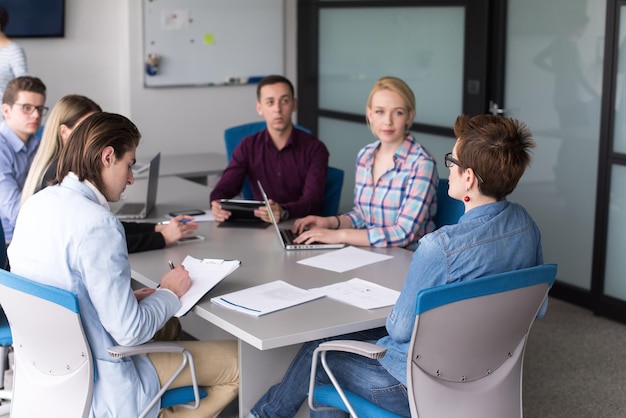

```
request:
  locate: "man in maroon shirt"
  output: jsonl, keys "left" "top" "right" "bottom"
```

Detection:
{"left": 210, "top": 75, "right": 329, "bottom": 223}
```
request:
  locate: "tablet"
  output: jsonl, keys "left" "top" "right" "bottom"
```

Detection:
{"left": 219, "top": 199, "right": 266, "bottom": 225}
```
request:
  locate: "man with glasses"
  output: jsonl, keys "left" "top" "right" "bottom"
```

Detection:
{"left": 0, "top": 76, "right": 46, "bottom": 242}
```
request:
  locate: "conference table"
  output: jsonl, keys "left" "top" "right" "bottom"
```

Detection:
{"left": 134, "top": 152, "right": 227, "bottom": 183}
{"left": 121, "top": 176, "right": 414, "bottom": 417}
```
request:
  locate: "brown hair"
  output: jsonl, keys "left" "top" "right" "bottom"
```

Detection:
{"left": 256, "top": 75, "right": 295, "bottom": 100}
{"left": 454, "top": 114, "right": 534, "bottom": 200}
{"left": 0, "top": 6, "right": 8, "bottom": 32}
{"left": 2, "top": 76, "right": 46, "bottom": 104}
{"left": 55, "top": 112, "right": 141, "bottom": 191}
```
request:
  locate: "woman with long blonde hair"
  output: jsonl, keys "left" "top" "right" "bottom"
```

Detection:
{"left": 21, "top": 94, "right": 101, "bottom": 206}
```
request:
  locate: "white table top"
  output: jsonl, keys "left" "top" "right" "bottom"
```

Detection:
{"left": 129, "top": 221, "right": 413, "bottom": 350}
{"left": 135, "top": 152, "right": 227, "bottom": 179}
{"left": 124, "top": 177, "right": 414, "bottom": 351}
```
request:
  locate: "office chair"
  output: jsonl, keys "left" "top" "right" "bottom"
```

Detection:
{"left": 223, "top": 121, "right": 311, "bottom": 199}
{"left": 309, "top": 264, "right": 558, "bottom": 418}
{"left": 321, "top": 166, "right": 344, "bottom": 216}
{"left": 0, "top": 269, "right": 207, "bottom": 418}
{"left": 0, "top": 225, "right": 12, "bottom": 416}
{"left": 432, "top": 179, "right": 465, "bottom": 229}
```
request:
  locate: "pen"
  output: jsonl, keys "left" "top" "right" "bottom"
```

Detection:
{"left": 168, "top": 260, "right": 175, "bottom": 270}
{"left": 159, "top": 219, "right": 192, "bottom": 225}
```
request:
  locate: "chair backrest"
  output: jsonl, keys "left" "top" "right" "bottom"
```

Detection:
{"left": 321, "top": 166, "right": 344, "bottom": 216}
{"left": 407, "top": 264, "right": 557, "bottom": 418}
{"left": 432, "top": 179, "right": 464, "bottom": 229}
{"left": 0, "top": 224, "right": 6, "bottom": 270}
{"left": 0, "top": 269, "right": 94, "bottom": 417}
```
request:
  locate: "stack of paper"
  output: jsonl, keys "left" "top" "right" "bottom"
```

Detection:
{"left": 175, "top": 255, "right": 240, "bottom": 317}
{"left": 211, "top": 280, "right": 324, "bottom": 316}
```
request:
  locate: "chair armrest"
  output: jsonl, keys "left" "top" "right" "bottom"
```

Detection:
{"left": 309, "top": 340, "right": 387, "bottom": 416}
{"left": 317, "top": 340, "right": 387, "bottom": 360}
{"left": 107, "top": 341, "right": 185, "bottom": 359}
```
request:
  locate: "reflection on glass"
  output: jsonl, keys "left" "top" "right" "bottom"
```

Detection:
{"left": 604, "top": 165, "right": 626, "bottom": 298}
{"left": 318, "top": 7, "right": 464, "bottom": 127}
{"left": 614, "top": 7, "right": 626, "bottom": 153}
{"left": 506, "top": 1, "right": 604, "bottom": 290}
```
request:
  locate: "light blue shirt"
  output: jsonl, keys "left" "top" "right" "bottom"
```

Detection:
{"left": 8, "top": 174, "right": 180, "bottom": 418}
{"left": 377, "top": 200, "right": 544, "bottom": 385}
{"left": 0, "top": 122, "right": 40, "bottom": 241}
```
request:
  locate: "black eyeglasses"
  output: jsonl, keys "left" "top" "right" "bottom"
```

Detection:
{"left": 12, "top": 103, "right": 49, "bottom": 116}
{"left": 444, "top": 152, "right": 484, "bottom": 184}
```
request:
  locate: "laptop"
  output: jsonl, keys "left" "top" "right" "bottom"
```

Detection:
{"left": 115, "top": 153, "right": 160, "bottom": 220}
{"left": 257, "top": 180, "right": 345, "bottom": 251}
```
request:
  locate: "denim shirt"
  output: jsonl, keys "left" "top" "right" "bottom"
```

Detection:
{"left": 8, "top": 175, "right": 180, "bottom": 418}
{"left": 0, "top": 122, "right": 40, "bottom": 241}
{"left": 377, "top": 200, "right": 543, "bottom": 385}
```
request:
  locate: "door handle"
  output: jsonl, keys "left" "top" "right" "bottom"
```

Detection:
{"left": 488, "top": 100, "right": 504, "bottom": 115}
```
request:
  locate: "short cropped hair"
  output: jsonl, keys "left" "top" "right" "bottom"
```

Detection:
{"left": 454, "top": 114, "right": 535, "bottom": 200}
{"left": 256, "top": 75, "right": 295, "bottom": 100}
{"left": 55, "top": 112, "right": 141, "bottom": 192}
{"left": 3, "top": 76, "right": 47, "bottom": 104}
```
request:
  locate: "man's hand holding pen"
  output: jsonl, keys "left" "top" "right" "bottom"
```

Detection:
{"left": 160, "top": 260, "right": 191, "bottom": 298}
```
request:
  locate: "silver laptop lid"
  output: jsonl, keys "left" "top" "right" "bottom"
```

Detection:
{"left": 257, "top": 180, "right": 345, "bottom": 250}
{"left": 144, "top": 152, "right": 160, "bottom": 215}
{"left": 116, "top": 152, "right": 160, "bottom": 219}
{"left": 257, "top": 180, "right": 286, "bottom": 248}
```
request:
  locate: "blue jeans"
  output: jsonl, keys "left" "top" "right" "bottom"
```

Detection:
{"left": 249, "top": 327, "right": 409, "bottom": 418}
{"left": 309, "top": 349, "right": 411, "bottom": 418}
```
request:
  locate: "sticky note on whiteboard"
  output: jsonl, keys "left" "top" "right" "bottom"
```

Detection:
{"left": 204, "top": 33, "right": 215, "bottom": 45}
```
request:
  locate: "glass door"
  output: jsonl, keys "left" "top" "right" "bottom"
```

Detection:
{"left": 297, "top": 0, "right": 491, "bottom": 212}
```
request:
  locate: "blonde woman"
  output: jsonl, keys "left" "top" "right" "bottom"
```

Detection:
{"left": 21, "top": 95, "right": 101, "bottom": 205}
{"left": 293, "top": 76, "right": 438, "bottom": 250}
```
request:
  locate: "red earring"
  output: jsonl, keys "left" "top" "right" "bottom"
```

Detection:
{"left": 464, "top": 195, "right": 470, "bottom": 202}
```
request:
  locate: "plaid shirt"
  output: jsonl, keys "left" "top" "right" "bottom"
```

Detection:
{"left": 344, "top": 136, "right": 438, "bottom": 249}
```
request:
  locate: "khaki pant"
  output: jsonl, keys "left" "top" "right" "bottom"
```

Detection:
{"left": 148, "top": 340, "right": 239, "bottom": 418}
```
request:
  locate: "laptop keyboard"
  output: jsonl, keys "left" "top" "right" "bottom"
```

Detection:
{"left": 116, "top": 203, "right": 145, "bottom": 216}
{"left": 281, "top": 228, "right": 298, "bottom": 245}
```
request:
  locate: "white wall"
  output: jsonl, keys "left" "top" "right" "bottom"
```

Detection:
{"left": 17, "top": 0, "right": 297, "bottom": 160}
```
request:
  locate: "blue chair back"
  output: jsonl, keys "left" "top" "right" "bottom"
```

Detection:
{"left": 223, "top": 121, "right": 316, "bottom": 203}
{"left": 309, "top": 264, "right": 557, "bottom": 418}
{"left": 433, "top": 179, "right": 464, "bottom": 229}
{"left": 321, "top": 167, "right": 344, "bottom": 216}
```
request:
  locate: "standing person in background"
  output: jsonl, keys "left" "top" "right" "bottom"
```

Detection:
{"left": 20, "top": 94, "right": 198, "bottom": 253}
{"left": 0, "top": 76, "right": 45, "bottom": 243}
{"left": 210, "top": 75, "right": 329, "bottom": 223}
{"left": 0, "top": 6, "right": 28, "bottom": 116}
{"left": 292, "top": 76, "right": 438, "bottom": 250}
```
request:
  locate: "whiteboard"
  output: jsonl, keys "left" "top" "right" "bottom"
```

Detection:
{"left": 143, "top": 0, "right": 284, "bottom": 88}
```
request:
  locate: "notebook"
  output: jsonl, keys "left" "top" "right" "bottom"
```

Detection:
{"left": 115, "top": 152, "right": 160, "bottom": 220}
{"left": 257, "top": 180, "right": 345, "bottom": 251}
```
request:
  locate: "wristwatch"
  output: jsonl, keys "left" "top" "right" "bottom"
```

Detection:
{"left": 280, "top": 209, "right": 289, "bottom": 221}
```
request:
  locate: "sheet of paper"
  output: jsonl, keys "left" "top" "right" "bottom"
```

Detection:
{"left": 211, "top": 280, "right": 324, "bottom": 316}
{"left": 297, "top": 246, "right": 393, "bottom": 273}
{"left": 310, "top": 278, "right": 400, "bottom": 310}
{"left": 174, "top": 255, "right": 240, "bottom": 317}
